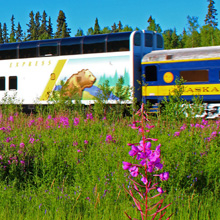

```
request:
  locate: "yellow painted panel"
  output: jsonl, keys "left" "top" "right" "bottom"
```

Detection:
{"left": 142, "top": 84, "right": 220, "bottom": 96}
{"left": 40, "top": 59, "right": 67, "bottom": 101}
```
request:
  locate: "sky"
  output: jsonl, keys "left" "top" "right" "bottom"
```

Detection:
{"left": 0, "top": 0, "right": 219, "bottom": 36}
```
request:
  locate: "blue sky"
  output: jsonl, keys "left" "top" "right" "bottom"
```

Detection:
{"left": 0, "top": 0, "right": 219, "bottom": 36}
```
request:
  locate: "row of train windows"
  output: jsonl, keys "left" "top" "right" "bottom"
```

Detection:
{"left": 0, "top": 40, "right": 130, "bottom": 60}
{"left": 0, "top": 76, "right": 17, "bottom": 90}
{"left": 145, "top": 66, "right": 210, "bottom": 82}
{"left": 0, "top": 33, "right": 163, "bottom": 60}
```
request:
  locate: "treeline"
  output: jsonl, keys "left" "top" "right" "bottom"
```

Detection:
{"left": 0, "top": 0, "right": 219, "bottom": 49}
{"left": 0, "top": 10, "right": 135, "bottom": 44}
{"left": 147, "top": 0, "right": 219, "bottom": 48}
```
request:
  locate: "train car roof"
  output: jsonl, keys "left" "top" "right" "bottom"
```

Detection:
{"left": 0, "top": 31, "right": 133, "bottom": 49}
{"left": 142, "top": 45, "right": 220, "bottom": 63}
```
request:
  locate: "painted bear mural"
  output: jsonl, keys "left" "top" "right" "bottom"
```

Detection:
{"left": 62, "top": 69, "right": 96, "bottom": 98}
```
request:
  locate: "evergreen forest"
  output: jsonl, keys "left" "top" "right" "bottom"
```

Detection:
{"left": 0, "top": 0, "right": 219, "bottom": 49}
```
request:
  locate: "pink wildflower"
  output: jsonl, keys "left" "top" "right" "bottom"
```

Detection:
{"left": 73, "top": 117, "right": 80, "bottom": 126}
{"left": 20, "top": 143, "right": 25, "bottom": 148}
{"left": 73, "top": 142, "right": 78, "bottom": 146}
{"left": 122, "top": 162, "right": 132, "bottom": 170}
{"left": 159, "top": 172, "right": 169, "bottom": 181}
{"left": 157, "top": 187, "right": 164, "bottom": 193}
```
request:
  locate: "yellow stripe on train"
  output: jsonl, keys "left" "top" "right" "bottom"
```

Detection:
{"left": 40, "top": 59, "right": 67, "bottom": 101}
{"left": 142, "top": 84, "right": 220, "bottom": 96}
{"left": 141, "top": 57, "right": 220, "bottom": 65}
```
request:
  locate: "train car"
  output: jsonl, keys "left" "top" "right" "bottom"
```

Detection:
{"left": 141, "top": 46, "right": 220, "bottom": 118}
{"left": 0, "top": 30, "right": 163, "bottom": 109}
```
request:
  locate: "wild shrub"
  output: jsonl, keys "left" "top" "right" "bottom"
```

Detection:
{"left": 160, "top": 77, "right": 203, "bottom": 122}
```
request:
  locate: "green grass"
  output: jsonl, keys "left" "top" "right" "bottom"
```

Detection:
{"left": 0, "top": 109, "right": 219, "bottom": 219}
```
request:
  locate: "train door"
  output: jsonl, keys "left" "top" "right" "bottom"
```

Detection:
{"left": 144, "top": 65, "right": 159, "bottom": 102}
{"left": 131, "top": 31, "right": 143, "bottom": 102}
{"left": 131, "top": 30, "right": 157, "bottom": 102}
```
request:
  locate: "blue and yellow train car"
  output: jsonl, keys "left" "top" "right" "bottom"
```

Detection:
{"left": 141, "top": 46, "right": 220, "bottom": 104}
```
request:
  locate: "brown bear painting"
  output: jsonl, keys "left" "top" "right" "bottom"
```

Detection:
{"left": 61, "top": 69, "right": 96, "bottom": 98}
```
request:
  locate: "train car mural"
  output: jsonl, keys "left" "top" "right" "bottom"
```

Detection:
{"left": 141, "top": 46, "right": 220, "bottom": 118}
{"left": 0, "top": 30, "right": 164, "bottom": 107}
{"left": 51, "top": 54, "right": 131, "bottom": 103}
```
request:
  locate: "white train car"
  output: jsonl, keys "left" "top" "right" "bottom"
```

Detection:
{"left": 0, "top": 30, "right": 163, "bottom": 109}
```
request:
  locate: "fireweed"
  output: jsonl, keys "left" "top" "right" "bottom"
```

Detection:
{"left": 123, "top": 104, "right": 172, "bottom": 220}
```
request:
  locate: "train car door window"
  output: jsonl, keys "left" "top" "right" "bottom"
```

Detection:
{"left": 145, "top": 66, "right": 157, "bottom": 81}
{"left": 134, "top": 32, "right": 141, "bottom": 46}
{"left": 0, "top": 77, "right": 5, "bottom": 90}
{"left": 180, "top": 70, "right": 209, "bottom": 82}
{"left": 145, "top": 33, "right": 153, "bottom": 47}
{"left": 157, "top": 35, "right": 163, "bottom": 48}
{"left": 9, "top": 76, "right": 17, "bottom": 90}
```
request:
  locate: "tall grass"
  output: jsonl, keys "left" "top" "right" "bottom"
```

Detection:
{"left": 0, "top": 78, "right": 219, "bottom": 219}
{"left": 0, "top": 107, "right": 219, "bottom": 219}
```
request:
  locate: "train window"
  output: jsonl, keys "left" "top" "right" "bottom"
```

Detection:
{"left": 180, "top": 70, "right": 209, "bottom": 82}
{"left": 19, "top": 41, "right": 38, "bottom": 58}
{"left": 107, "top": 32, "right": 130, "bottom": 52}
{"left": 60, "top": 37, "right": 82, "bottom": 55}
{"left": 39, "top": 42, "right": 58, "bottom": 56}
{"left": 9, "top": 76, "right": 17, "bottom": 90}
{"left": 145, "top": 33, "right": 153, "bottom": 47}
{"left": 83, "top": 35, "right": 106, "bottom": 54}
{"left": 157, "top": 35, "right": 163, "bottom": 48}
{"left": 0, "top": 77, "right": 5, "bottom": 90}
{"left": 0, "top": 43, "right": 18, "bottom": 60}
{"left": 145, "top": 66, "right": 157, "bottom": 81}
{"left": 134, "top": 32, "right": 141, "bottom": 46}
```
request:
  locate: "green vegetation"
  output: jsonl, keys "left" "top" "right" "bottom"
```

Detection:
{"left": 0, "top": 95, "right": 219, "bottom": 219}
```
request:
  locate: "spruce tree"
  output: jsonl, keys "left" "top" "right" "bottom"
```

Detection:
{"left": 163, "top": 29, "right": 173, "bottom": 49}
{"left": 0, "top": 23, "right": 3, "bottom": 44}
{"left": 9, "top": 15, "right": 16, "bottom": 42}
{"left": 171, "top": 28, "right": 179, "bottom": 48}
{"left": 147, "top": 16, "right": 162, "bottom": 33}
{"left": 214, "top": 28, "right": 220, "bottom": 45}
{"left": 179, "top": 28, "right": 188, "bottom": 48}
{"left": 75, "top": 28, "right": 84, "bottom": 36}
{"left": 16, "top": 22, "right": 23, "bottom": 42}
{"left": 87, "top": 27, "right": 94, "bottom": 35}
{"left": 122, "top": 25, "right": 133, "bottom": 32}
{"left": 39, "top": 11, "right": 50, "bottom": 39}
{"left": 111, "top": 23, "right": 117, "bottom": 33}
{"left": 47, "top": 17, "right": 53, "bottom": 39}
{"left": 26, "top": 11, "right": 36, "bottom": 40}
{"left": 61, "top": 22, "right": 68, "bottom": 38}
{"left": 35, "top": 12, "right": 41, "bottom": 39}
{"left": 3, "top": 23, "right": 9, "bottom": 43}
{"left": 93, "top": 18, "right": 101, "bottom": 34}
{"left": 185, "top": 16, "right": 201, "bottom": 48}
{"left": 117, "top": 21, "right": 123, "bottom": 32}
{"left": 102, "top": 26, "right": 111, "bottom": 34}
{"left": 205, "top": 0, "right": 218, "bottom": 28}
{"left": 55, "top": 10, "right": 70, "bottom": 38}
{"left": 40, "top": 11, "right": 47, "bottom": 34}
